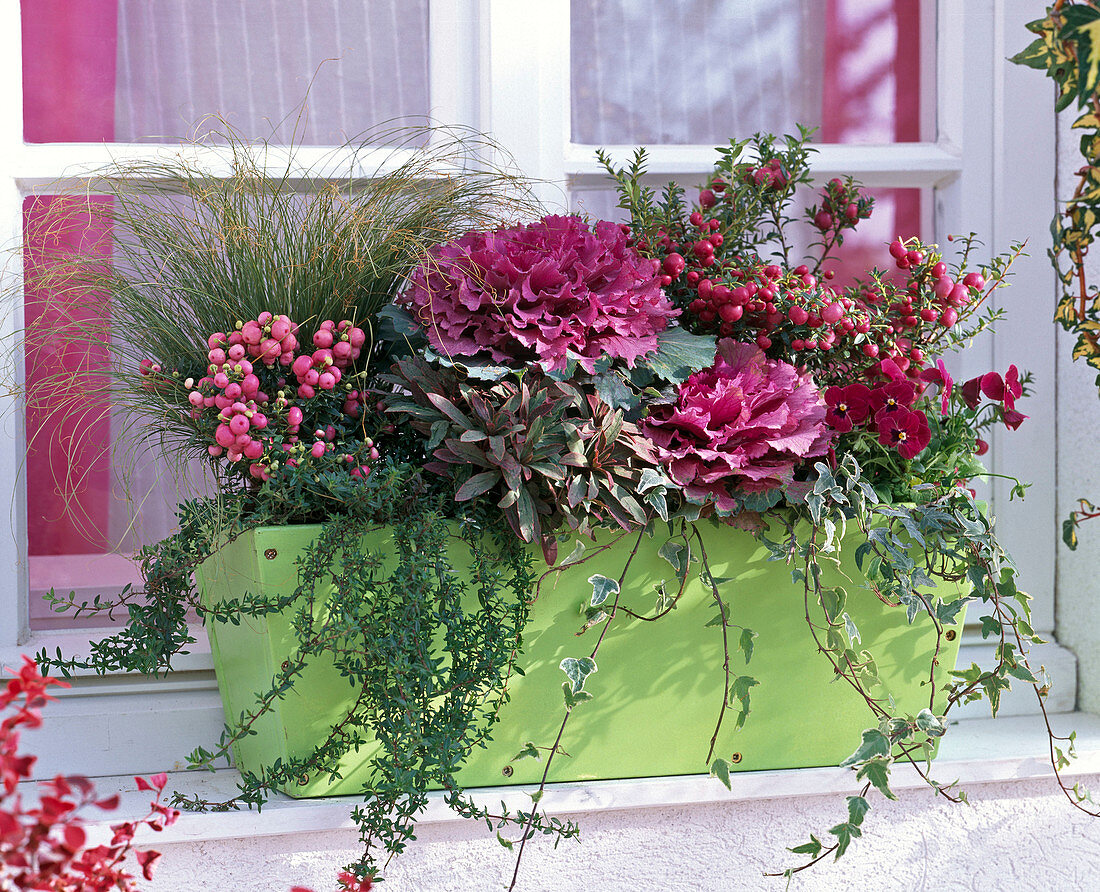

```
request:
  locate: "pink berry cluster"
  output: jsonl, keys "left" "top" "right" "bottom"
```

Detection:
{"left": 808, "top": 177, "right": 874, "bottom": 237}
{"left": 290, "top": 319, "right": 367, "bottom": 400}
{"left": 162, "top": 312, "right": 375, "bottom": 484}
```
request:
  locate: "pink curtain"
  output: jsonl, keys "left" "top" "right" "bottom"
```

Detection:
{"left": 822, "top": 0, "right": 923, "bottom": 285}
{"left": 22, "top": 0, "right": 118, "bottom": 556}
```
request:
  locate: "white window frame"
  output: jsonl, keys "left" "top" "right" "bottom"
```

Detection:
{"left": 0, "top": 0, "right": 1069, "bottom": 776}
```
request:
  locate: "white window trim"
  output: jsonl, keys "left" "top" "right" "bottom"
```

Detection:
{"left": 0, "top": 0, "right": 1070, "bottom": 777}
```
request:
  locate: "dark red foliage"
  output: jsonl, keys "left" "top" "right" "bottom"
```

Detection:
{"left": 1, "top": 657, "right": 177, "bottom": 891}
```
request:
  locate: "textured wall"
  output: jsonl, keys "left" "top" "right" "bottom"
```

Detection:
{"left": 143, "top": 775, "right": 1100, "bottom": 892}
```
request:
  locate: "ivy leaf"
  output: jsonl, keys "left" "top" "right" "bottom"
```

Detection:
{"left": 915, "top": 708, "right": 947, "bottom": 739}
{"left": 513, "top": 742, "right": 541, "bottom": 761}
{"left": 788, "top": 834, "right": 823, "bottom": 857}
{"left": 658, "top": 539, "right": 689, "bottom": 584}
{"left": 588, "top": 574, "right": 619, "bottom": 607}
{"left": 710, "top": 758, "right": 732, "bottom": 790}
{"left": 840, "top": 729, "right": 891, "bottom": 768}
{"left": 847, "top": 794, "right": 870, "bottom": 827}
{"left": 738, "top": 628, "right": 757, "bottom": 664}
{"left": 828, "top": 821, "right": 860, "bottom": 859}
{"left": 934, "top": 597, "right": 967, "bottom": 626}
{"left": 980, "top": 615, "right": 1003, "bottom": 639}
{"left": 559, "top": 656, "right": 598, "bottom": 694}
{"left": 1062, "top": 3, "right": 1100, "bottom": 106}
{"left": 855, "top": 757, "right": 896, "bottom": 800}
{"left": 729, "top": 675, "right": 759, "bottom": 729}
{"left": 842, "top": 612, "right": 861, "bottom": 645}
{"left": 1009, "top": 35, "right": 1052, "bottom": 71}
{"left": 496, "top": 832, "right": 514, "bottom": 851}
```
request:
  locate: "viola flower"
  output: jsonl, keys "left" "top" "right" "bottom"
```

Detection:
{"left": 876, "top": 406, "right": 931, "bottom": 459}
{"left": 918, "top": 359, "right": 953, "bottom": 414}
{"left": 643, "top": 341, "right": 832, "bottom": 508}
{"left": 960, "top": 375, "right": 982, "bottom": 409}
{"left": 400, "top": 214, "right": 676, "bottom": 372}
{"left": 869, "top": 380, "right": 916, "bottom": 418}
{"left": 824, "top": 383, "right": 873, "bottom": 432}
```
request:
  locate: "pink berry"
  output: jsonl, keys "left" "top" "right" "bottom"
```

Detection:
{"left": 862, "top": 343, "right": 879, "bottom": 358}
{"left": 932, "top": 262, "right": 947, "bottom": 279}
{"left": 663, "top": 253, "right": 686, "bottom": 277}
{"left": 270, "top": 319, "right": 291, "bottom": 341}
{"left": 213, "top": 372, "right": 230, "bottom": 389}
{"left": 949, "top": 283, "right": 969, "bottom": 306}
{"left": 228, "top": 344, "right": 246, "bottom": 361}
{"left": 258, "top": 311, "right": 273, "bottom": 325}
{"left": 208, "top": 444, "right": 224, "bottom": 457}
{"left": 207, "top": 333, "right": 227, "bottom": 350}
{"left": 287, "top": 407, "right": 303, "bottom": 426}
{"left": 755, "top": 335, "right": 772, "bottom": 349}
{"left": 963, "top": 272, "right": 985, "bottom": 290}
{"left": 348, "top": 328, "right": 366, "bottom": 349}
{"left": 718, "top": 304, "right": 742, "bottom": 323}
{"left": 229, "top": 415, "right": 250, "bottom": 436}
{"left": 310, "top": 441, "right": 326, "bottom": 458}
{"left": 941, "top": 307, "right": 958, "bottom": 327}
{"left": 215, "top": 424, "right": 235, "bottom": 448}
{"left": 822, "top": 302, "right": 844, "bottom": 324}
{"left": 251, "top": 413, "right": 268, "bottom": 429}
{"left": 318, "top": 372, "right": 336, "bottom": 390}
{"left": 292, "top": 355, "right": 313, "bottom": 378}
{"left": 208, "top": 348, "right": 227, "bottom": 365}
{"left": 297, "top": 383, "right": 315, "bottom": 399}
{"left": 889, "top": 239, "right": 906, "bottom": 260}
{"left": 699, "top": 189, "right": 716, "bottom": 208}
{"left": 242, "top": 321, "right": 263, "bottom": 345}
{"left": 934, "top": 277, "right": 954, "bottom": 300}
{"left": 313, "top": 329, "right": 334, "bottom": 349}
{"left": 814, "top": 211, "right": 833, "bottom": 231}
{"left": 188, "top": 391, "right": 204, "bottom": 407}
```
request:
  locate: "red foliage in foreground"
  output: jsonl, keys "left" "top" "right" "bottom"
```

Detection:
{"left": 1, "top": 656, "right": 178, "bottom": 890}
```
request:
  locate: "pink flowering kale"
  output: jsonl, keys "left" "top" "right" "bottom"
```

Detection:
{"left": 643, "top": 340, "right": 833, "bottom": 508}
{"left": 400, "top": 214, "right": 676, "bottom": 371}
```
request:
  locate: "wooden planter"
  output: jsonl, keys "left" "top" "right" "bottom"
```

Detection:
{"left": 197, "top": 518, "right": 967, "bottom": 797}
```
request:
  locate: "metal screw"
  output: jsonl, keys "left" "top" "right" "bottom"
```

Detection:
{"left": 297, "top": 774, "right": 309, "bottom": 786}
{"left": 945, "top": 629, "right": 957, "bottom": 641}
{"left": 730, "top": 752, "right": 743, "bottom": 764}
{"left": 264, "top": 548, "right": 278, "bottom": 560}
{"left": 280, "top": 661, "right": 289, "bottom": 671}
{"left": 501, "top": 765, "right": 514, "bottom": 777}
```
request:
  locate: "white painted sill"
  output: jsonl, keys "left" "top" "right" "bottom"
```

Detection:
{"left": 68, "top": 711, "right": 1100, "bottom": 847}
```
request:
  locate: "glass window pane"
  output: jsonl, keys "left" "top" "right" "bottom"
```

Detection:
{"left": 571, "top": 0, "right": 929, "bottom": 145}
{"left": 22, "top": 0, "right": 430, "bottom": 144}
{"left": 23, "top": 196, "right": 195, "bottom": 630}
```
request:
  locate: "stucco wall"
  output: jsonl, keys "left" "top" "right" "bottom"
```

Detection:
{"left": 141, "top": 775, "right": 1100, "bottom": 891}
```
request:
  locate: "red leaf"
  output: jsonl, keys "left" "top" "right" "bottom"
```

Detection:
{"left": 149, "top": 772, "right": 168, "bottom": 790}
{"left": 95, "top": 795, "right": 120, "bottom": 811}
{"left": 63, "top": 823, "right": 87, "bottom": 851}
{"left": 137, "top": 849, "right": 162, "bottom": 880}
{"left": 134, "top": 776, "right": 154, "bottom": 792}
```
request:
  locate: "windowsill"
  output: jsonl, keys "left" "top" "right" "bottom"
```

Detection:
{"left": 66, "top": 711, "right": 1100, "bottom": 847}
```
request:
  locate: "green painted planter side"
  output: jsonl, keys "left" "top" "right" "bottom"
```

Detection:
{"left": 197, "top": 519, "right": 966, "bottom": 798}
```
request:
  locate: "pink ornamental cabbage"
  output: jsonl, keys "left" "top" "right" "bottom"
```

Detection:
{"left": 643, "top": 341, "right": 833, "bottom": 508}
{"left": 400, "top": 215, "right": 676, "bottom": 371}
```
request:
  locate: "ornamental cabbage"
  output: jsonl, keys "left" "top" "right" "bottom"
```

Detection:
{"left": 400, "top": 214, "right": 675, "bottom": 371}
{"left": 643, "top": 340, "right": 832, "bottom": 508}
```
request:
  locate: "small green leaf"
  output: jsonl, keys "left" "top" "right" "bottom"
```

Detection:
{"left": 788, "top": 834, "right": 823, "bottom": 857}
{"left": 915, "top": 708, "right": 947, "bottom": 739}
{"left": 840, "top": 729, "right": 891, "bottom": 767}
{"left": 738, "top": 628, "right": 757, "bottom": 664}
{"left": 514, "top": 742, "right": 541, "bottom": 761}
{"left": 710, "top": 758, "right": 732, "bottom": 790}
{"left": 559, "top": 656, "right": 598, "bottom": 694}
{"left": 588, "top": 574, "right": 619, "bottom": 607}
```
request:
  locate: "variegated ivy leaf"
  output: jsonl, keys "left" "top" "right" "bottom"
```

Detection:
{"left": 588, "top": 574, "right": 619, "bottom": 607}
{"left": 559, "top": 656, "right": 597, "bottom": 694}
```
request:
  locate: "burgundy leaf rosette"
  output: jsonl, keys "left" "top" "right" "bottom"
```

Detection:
{"left": 642, "top": 340, "right": 833, "bottom": 509}
{"left": 400, "top": 214, "right": 675, "bottom": 372}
